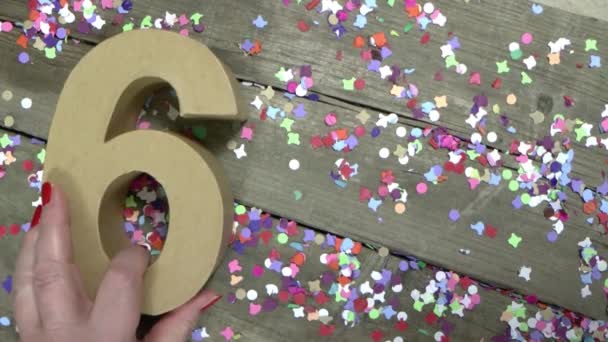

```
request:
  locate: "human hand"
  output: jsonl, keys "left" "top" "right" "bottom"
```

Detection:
{"left": 14, "top": 182, "right": 221, "bottom": 342}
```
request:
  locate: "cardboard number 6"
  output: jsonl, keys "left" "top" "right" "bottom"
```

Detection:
{"left": 43, "top": 30, "right": 245, "bottom": 315}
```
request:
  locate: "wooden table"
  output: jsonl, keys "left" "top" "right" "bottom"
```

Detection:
{"left": 0, "top": 0, "right": 607, "bottom": 340}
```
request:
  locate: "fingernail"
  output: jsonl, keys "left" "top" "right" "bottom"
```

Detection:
{"left": 41, "top": 182, "right": 52, "bottom": 206}
{"left": 30, "top": 205, "right": 42, "bottom": 229}
{"left": 200, "top": 295, "right": 222, "bottom": 313}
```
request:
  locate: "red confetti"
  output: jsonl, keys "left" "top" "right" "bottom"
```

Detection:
{"left": 425, "top": 312, "right": 438, "bottom": 325}
{"left": 370, "top": 329, "right": 384, "bottom": 342}
{"left": 297, "top": 20, "right": 310, "bottom": 32}
{"left": 319, "top": 324, "right": 335, "bottom": 337}
{"left": 420, "top": 32, "right": 430, "bottom": 45}
{"left": 9, "top": 224, "right": 20, "bottom": 235}
{"left": 354, "top": 78, "right": 365, "bottom": 90}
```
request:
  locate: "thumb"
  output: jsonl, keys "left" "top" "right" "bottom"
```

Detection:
{"left": 144, "top": 289, "right": 222, "bottom": 342}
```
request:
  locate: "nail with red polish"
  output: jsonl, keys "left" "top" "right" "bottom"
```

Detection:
{"left": 41, "top": 182, "right": 52, "bottom": 206}
{"left": 200, "top": 295, "right": 222, "bottom": 313}
{"left": 30, "top": 205, "right": 42, "bottom": 229}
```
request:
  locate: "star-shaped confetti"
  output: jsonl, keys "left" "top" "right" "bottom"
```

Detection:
{"left": 434, "top": 95, "right": 448, "bottom": 108}
{"left": 220, "top": 327, "right": 234, "bottom": 341}
{"left": 252, "top": 15, "right": 268, "bottom": 28}
{"left": 280, "top": 118, "right": 295, "bottom": 132}
{"left": 585, "top": 38, "right": 598, "bottom": 52}
{"left": 342, "top": 77, "right": 355, "bottom": 91}
{"left": 250, "top": 96, "right": 263, "bottom": 110}
{"left": 275, "top": 67, "right": 294, "bottom": 82}
{"left": 496, "top": 60, "right": 510, "bottom": 74}
{"left": 287, "top": 132, "right": 300, "bottom": 145}
{"left": 508, "top": 233, "right": 522, "bottom": 248}
{"left": 523, "top": 55, "right": 536, "bottom": 70}
{"left": 0, "top": 134, "right": 12, "bottom": 148}
{"left": 518, "top": 266, "right": 532, "bottom": 281}
{"left": 234, "top": 144, "right": 247, "bottom": 159}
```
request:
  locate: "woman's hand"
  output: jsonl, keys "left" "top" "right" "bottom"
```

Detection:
{"left": 14, "top": 182, "right": 221, "bottom": 342}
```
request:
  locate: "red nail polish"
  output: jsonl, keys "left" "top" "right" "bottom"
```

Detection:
{"left": 41, "top": 182, "right": 52, "bottom": 206}
{"left": 30, "top": 205, "right": 42, "bottom": 229}
{"left": 200, "top": 295, "right": 222, "bottom": 313}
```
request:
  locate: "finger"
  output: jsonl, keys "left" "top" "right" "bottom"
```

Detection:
{"left": 14, "top": 226, "right": 41, "bottom": 333}
{"left": 145, "top": 289, "right": 222, "bottom": 342}
{"left": 91, "top": 245, "right": 150, "bottom": 341}
{"left": 34, "top": 183, "right": 90, "bottom": 328}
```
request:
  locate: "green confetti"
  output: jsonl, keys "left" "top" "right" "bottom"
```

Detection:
{"left": 445, "top": 55, "right": 458, "bottom": 68}
{"left": 342, "top": 77, "right": 355, "bottom": 91}
{"left": 510, "top": 49, "right": 523, "bottom": 60}
{"left": 413, "top": 300, "right": 424, "bottom": 312}
{"left": 508, "top": 233, "right": 522, "bottom": 248}
{"left": 190, "top": 13, "right": 204, "bottom": 25}
{"left": 235, "top": 205, "right": 246, "bottom": 215}
{"left": 492, "top": 104, "right": 501, "bottom": 114}
{"left": 403, "top": 22, "right": 413, "bottom": 33}
{"left": 125, "top": 195, "right": 137, "bottom": 208}
{"left": 502, "top": 169, "right": 513, "bottom": 180}
{"left": 44, "top": 47, "right": 56, "bottom": 59}
{"left": 387, "top": 0, "right": 395, "bottom": 6}
{"left": 83, "top": 4, "right": 96, "bottom": 17}
{"left": 369, "top": 308, "right": 380, "bottom": 319}
{"left": 0, "top": 134, "right": 11, "bottom": 148}
{"left": 192, "top": 126, "right": 207, "bottom": 140}
{"left": 521, "top": 71, "right": 532, "bottom": 85}
{"left": 275, "top": 67, "right": 291, "bottom": 82}
{"left": 508, "top": 180, "right": 519, "bottom": 191}
{"left": 277, "top": 233, "right": 288, "bottom": 244}
{"left": 520, "top": 193, "right": 531, "bottom": 205}
{"left": 496, "top": 60, "right": 510, "bottom": 74}
{"left": 37, "top": 148, "right": 46, "bottom": 164}
{"left": 449, "top": 300, "right": 462, "bottom": 313}
{"left": 585, "top": 39, "right": 598, "bottom": 52}
{"left": 280, "top": 118, "right": 295, "bottom": 132}
{"left": 390, "top": 30, "right": 399, "bottom": 37}
{"left": 417, "top": 329, "right": 430, "bottom": 336}
{"left": 140, "top": 15, "right": 153, "bottom": 29}
{"left": 122, "top": 22, "right": 134, "bottom": 31}
{"left": 293, "top": 190, "right": 302, "bottom": 200}
{"left": 287, "top": 132, "right": 300, "bottom": 145}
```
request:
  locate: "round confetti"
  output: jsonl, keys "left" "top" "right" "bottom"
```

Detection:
{"left": 3, "top": 115, "right": 14, "bottom": 128}
{"left": 378, "top": 147, "right": 390, "bottom": 159}
{"left": 428, "top": 109, "right": 440, "bottom": 122}
{"left": 0, "top": 316, "right": 9, "bottom": 327}
{"left": 0, "top": 22, "right": 13, "bottom": 32}
{"left": 289, "top": 159, "right": 300, "bottom": 170}
{"left": 521, "top": 193, "right": 531, "bottom": 205}
{"left": 18, "top": 52, "right": 29, "bottom": 64}
{"left": 547, "top": 230, "right": 558, "bottom": 242}
{"left": 416, "top": 182, "right": 428, "bottom": 194}
{"left": 378, "top": 246, "right": 389, "bottom": 257}
{"left": 394, "top": 202, "right": 406, "bottom": 214}
{"left": 502, "top": 169, "right": 513, "bottom": 180}
{"left": 21, "top": 97, "right": 32, "bottom": 109}
{"left": 314, "top": 233, "right": 325, "bottom": 245}
{"left": 324, "top": 113, "right": 337, "bottom": 126}
{"left": 487, "top": 131, "right": 498, "bottom": 143}
{"left": 471, "top": 132, "right": 482, "bottom": 144}
{"left": 508, "top": 42, "right": 520, "bottom": 52}
{"left": 521, "top": 32, "right": 533, "bottom": 45}
{"left": 2, "top": 90, "right": 13, "bottom": 102}
{"left": 508, "top": 180, "right": 519, "bottom": 192}
{"left": 423, "top": 2, "right": 435, "bottom": 14}
{"left": 448, "top": 209, "right": 460, "bottom": 222}
{"left": 56, "top": 27, "right": 67, "bottom": 39}
{"left": 226, "top": 140, "right": 237, "bottom": 150}
{"left": 395, "top": 126, "right": 407, "bottom": 138}
{"left": 506, "top": 93, "right": 517, "bottom": 105}
{"left": 246, "top": 289, "right": 258, "bottom": 301}
{"left": 398, "top": 155, "right": 409, "bottom": 165}
{"left": 277, "top": 233, "right": 288, "bottom": 244}
{"left": 468, "top": 285, "right": 478, "bottom": 295}
{"left": 456, "top": 63, "right": 467, "bottom": 74}
{"left": 235, "top": 288, "right": 246, "bottom": 300}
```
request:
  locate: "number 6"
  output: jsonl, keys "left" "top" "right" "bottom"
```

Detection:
{"left": 43, "top": 30, "right": 245, "bottom": 315}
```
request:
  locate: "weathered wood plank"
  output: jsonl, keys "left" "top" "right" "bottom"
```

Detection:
{"left": 0, "top": 128, "right": 526, "bottom": 341}
{"left": 0, "top": 1, "right": 607, "bottom": 318}
{"left": 1, "top": 0, "right": 607, "bottom": 187}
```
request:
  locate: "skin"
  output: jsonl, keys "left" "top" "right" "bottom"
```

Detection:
{"left": 13, "top": 184, "right": 220, "bottom": 342}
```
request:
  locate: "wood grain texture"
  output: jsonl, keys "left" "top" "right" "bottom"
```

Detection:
{"left": 1, "top": 0, "right": 607, "bottom": 187}
{"left": 0, "top": 0, "right": 607, "bottom": 321}
{"left": 0, "top": 129, "right": 525, "bottom": 341}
